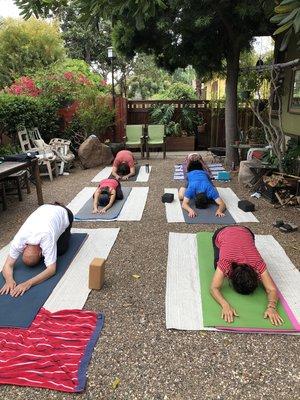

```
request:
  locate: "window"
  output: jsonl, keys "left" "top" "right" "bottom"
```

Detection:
{"left": 289, "top": 68, "right": 300, "bottom": 114}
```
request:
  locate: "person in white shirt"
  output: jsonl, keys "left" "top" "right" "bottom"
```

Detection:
{"left": 0, "top": 203, "right": 73, "bottom": 298}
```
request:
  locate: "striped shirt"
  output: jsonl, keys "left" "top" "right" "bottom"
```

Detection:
{"left": 215, "top": 226, "right": 266, "bottom": 278}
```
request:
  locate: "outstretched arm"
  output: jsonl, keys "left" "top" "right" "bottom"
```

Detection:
{"left": 92, "top": 188, "right": 101, "bottom": 213}
{"left": 111, "top": 166, "right": 120, "bottom": 180}
{"left": 182, "top": 197, "right": 196, "bottom": 218}
{"left": 261, "top": 270, "right": 283, "bottom": 326}
{"left": 215, "top": 197, "right": 226, "bottom": 217}
{"left": 210, "top": 268, "right": 239, "bottom": 323}
{"left": 10, "top": 264, "right": 56, "bottom": 297}
{"left": 0, "top": 255, "right": 17, "bottom": 295}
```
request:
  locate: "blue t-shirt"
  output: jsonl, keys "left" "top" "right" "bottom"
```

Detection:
{"left": 185, "top": 170, "right": 219, "bottom": 200}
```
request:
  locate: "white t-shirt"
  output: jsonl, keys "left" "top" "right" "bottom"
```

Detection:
{"left": 9, "top": 204, "right": 70, "bottom": 267}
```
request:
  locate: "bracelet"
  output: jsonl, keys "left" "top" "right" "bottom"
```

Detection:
{"left": 267, "top": 305, "right": 276, "bottom": 310}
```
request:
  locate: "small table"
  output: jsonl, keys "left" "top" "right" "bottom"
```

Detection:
{"left": 249, "top": 163, "right": 278, "bottom": 191}
{"left": 0, "top": 158, "right": 43, "bottom": 206}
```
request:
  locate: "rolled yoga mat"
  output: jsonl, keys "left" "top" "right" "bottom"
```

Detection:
{"left": 75, "top": 187, "right": 132, "bottom": 220}
{"left": 0, "top": 233, "right": 87, "bottom": 328}
{"left": 196, "top": 232, "right": 294, "bottom": 331}
{"left": 183, "top": 201, "right": 236, "bottom": 225}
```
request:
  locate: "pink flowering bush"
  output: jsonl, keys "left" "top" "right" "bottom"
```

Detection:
{"left": 7, "top": 77, "right": 41, "bottom": 97}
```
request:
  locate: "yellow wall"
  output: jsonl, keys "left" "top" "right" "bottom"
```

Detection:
{"left": 276, "top": 36, "right": 300, "bottom": 137}
{"left": 202, "top": 79, "right": 225, "bottom": 100}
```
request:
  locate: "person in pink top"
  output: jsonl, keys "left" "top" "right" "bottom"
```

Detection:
{"left": 111, "top": 150, "right": 136, "bottom": 180}
{"left": 92, "top": 178, "right": 123, "bottom": 214}
{"left": 210, "top": 225, "right": 283, "bottom": 326}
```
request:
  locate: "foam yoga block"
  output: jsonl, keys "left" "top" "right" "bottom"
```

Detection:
{"left": 162, "top": 193, "right": 174, "bottom": 203}
{"left": 238, "top": 200, "right": 255, "bottom": 212}
{"left": 89, "top": 258, "right": 105, "bottom": 290}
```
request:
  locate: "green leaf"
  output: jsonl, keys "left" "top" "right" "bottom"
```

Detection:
{"left": 279, "top": 28, "right": 292, "bottom": 51}
{"left": 278, "top": 7, "right": 299, "bottom": 25}
{"left": 280, "top": 0, "right": 300, "bottom": 5}
{"left": 273, "top": 20, "right": 294, "bottom": 34}
{"left": 275, "top": 4, "right": 298, "bottom": 14}
{"left": 270, "top": 13, "right": 289, "bottom": 23}
{"left": 293, "top": 11, "right": 300, "bottom": 33}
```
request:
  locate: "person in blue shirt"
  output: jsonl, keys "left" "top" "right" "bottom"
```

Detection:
{"left": 179, "top": 160, "right": 226, "bottom": 218}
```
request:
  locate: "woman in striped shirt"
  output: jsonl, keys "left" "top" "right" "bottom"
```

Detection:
{"left": 210, "top": 225, "right": 283, "bottom": 326}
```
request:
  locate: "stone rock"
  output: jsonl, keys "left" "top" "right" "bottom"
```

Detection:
{"left": 78, "top": 135, "right": 113, "bottom": 169}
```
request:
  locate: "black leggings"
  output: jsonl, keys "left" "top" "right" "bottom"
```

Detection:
{"left": 212, "top": 226, "right": 255, "bottom": 269}
{"left": 53, "top": 203, "right": 74, "bottom": 256}
{"left": 115, "top": 181, "right": 124, "bottom": 200}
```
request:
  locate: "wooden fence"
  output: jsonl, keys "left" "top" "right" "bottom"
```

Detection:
{"left": 115, "top": 98, "right": 259, "bottom": 149}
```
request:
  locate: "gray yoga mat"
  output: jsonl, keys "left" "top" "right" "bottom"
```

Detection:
{"left": 75, "top": 187, "right": 132, "bottom": 220}
{"left": 0, "top": 233, "right": 87, "bottom": 328}
{"left": 109, "top": 165, "right": 141, "bottom": 181}
{"left": 182, "top": 200, "right": 236, "bottom": 225}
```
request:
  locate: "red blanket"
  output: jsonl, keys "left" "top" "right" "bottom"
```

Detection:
{"left": 0, "top": 308, "right": 104, "bottom": 392}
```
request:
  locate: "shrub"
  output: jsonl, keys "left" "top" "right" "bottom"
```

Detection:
{"left": 153, "top": 82, "right": 197, "bottom": 100}
{"left": 0, "top": 94, "right": 60, "bottom": 144}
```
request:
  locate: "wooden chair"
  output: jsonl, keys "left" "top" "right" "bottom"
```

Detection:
{"left": 145, "top": 124, "right": 166, "bottom": 159}
{"left": 123, "top": 125, "right": 145, "bottom": 158}
{"left": 4, "top": 170, "right": 31, "bottom": 202}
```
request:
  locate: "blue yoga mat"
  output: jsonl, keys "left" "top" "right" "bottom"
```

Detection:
{"left": 0, "top": 233, "right": 87, "bottom": 328}
{"left": 75, "top": 187, "right": 131, "bottom": 220}
{"left": 182, "top": 201, "right": 236, "bottom": 225}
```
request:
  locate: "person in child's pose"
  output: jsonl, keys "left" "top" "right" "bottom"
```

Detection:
{"left": 210, "top": 225, "right": 283, "bottom": 326}
{"left": 111, "top": 150, "right": 136, "bottom": 181}
{"left": 0, "top": 203, "right": 73, "bottom": 297}
{"left": 178, "top": 160, "right": 226, "bottom": 218}
{"left": 92, "top": 178, "right": 123, "bottom": 214}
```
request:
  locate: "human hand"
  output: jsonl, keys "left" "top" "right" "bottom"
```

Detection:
{"left": 122, "top": 175, "right": 129, "bottom": 181}
{"left": 221, "top": 305, "right": 239, "bottom": 323}
{"left": 99, "top": 208, "right": 107, "bottom": 214}
{"left": 92, "top": 208, "right": 100, "bottom": 214}
{"left": 10, "top": 281, "right": 32, "bottom": 297}
{"left": 188, "top": 210, "right": 196, "bottom": 218}
{"left": 264, "top": 307, "right": 283, "bottom": 326}
{"left": 215, "top": 209, "right": 225, "bottom": 218}
{"left": 0, "top": 279, "right": 16, "bottom": 295}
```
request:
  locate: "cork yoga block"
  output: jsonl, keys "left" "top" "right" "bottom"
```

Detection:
{"left": 89, "top": 258, "right": 105, "bottom": 290}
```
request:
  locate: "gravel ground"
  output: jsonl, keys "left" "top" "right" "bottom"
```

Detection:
{"left": 0, "top": 153, "right": 299, "bottom": 400}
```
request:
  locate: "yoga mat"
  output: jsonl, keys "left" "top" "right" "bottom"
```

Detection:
{"left": 0, "top": 233, "right": 87, "bottom": 328}
{"left": 75, "top": 187, "right": 131, "bottom": 220}
{"left": 196, "top": 232, "right": 294, "bottom": 330}
{"left": 183, "top": 201, "right": 236, "bottom": 225}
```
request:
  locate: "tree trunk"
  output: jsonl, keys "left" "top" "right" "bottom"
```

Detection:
{"left": 225, "top": 50, "right": 240, "bottom": 167}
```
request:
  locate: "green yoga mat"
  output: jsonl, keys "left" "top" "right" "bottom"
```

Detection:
{"left": 196, "top": 232, "right": 293, "bottom": 330}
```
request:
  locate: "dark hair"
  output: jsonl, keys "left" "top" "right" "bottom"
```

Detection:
{"left": 195, "top": 192, "right": 208, "bottom": 209}
{"left": 117, "top": 163, "right": 130, "bottom": 176}
{"left": 187, "top": 160, "right": 203, "bottom": 172}
{"left": 99, "top": 187, "right": 110, "bottom": 207}
{"left": 231, "top": 263, "right": 259, "bottom": 295}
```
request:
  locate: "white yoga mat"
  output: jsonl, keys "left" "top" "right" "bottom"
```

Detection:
{"left": 164, "top": 187, "right": 258, "bottom": 223}
{"left": 44, "top": 228, "right": 119, "bottom": 312}
{"left": 91, "top": 166, "right": 152, "bottom": 183}
{"left": 0, "top": 228, "right": 119, "bottom": 311}
{"left": 67, "top": 187, "right": 149, "bottom": 221}
{"left": 166, "top": 232, "right": 300, "bottom": 332}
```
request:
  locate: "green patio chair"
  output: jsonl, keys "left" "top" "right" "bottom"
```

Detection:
{"left": 123, "top": 125, "right": 145, "bottom": 158}
{"left": 145, "top": 124, "right": 166, "bottom": 159}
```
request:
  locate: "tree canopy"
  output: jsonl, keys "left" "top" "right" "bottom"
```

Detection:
{"left": 0, "top": 17, "right": 65, "bottom": 88}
